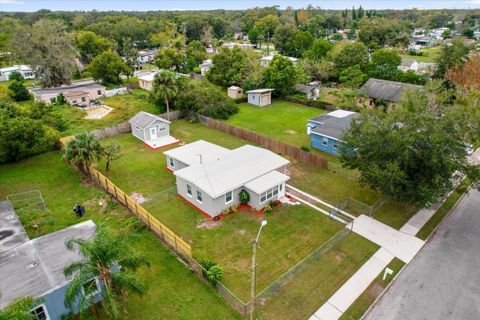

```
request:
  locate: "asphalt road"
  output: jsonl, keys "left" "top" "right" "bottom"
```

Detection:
{"left": 364, "top": 187, "right": 480, "bottom": 320}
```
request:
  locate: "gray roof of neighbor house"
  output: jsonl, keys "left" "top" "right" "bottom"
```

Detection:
{"left": 174, "top": 144, "right": 289, "bottom": 198}
{"left": 360, "top": 78, "right": 423, "bottom": 103}
{"left": 400, "top": 58, "right": 418, "bottom": 67}
{"left": 247, "top": 89, "right": 274, "bottom": 94}
{"left": 30, "top": 83, "right": 105, "bottom": 96}
{"left": 128, "top": 111, "right": 170, "bottom": 129}
{"left": 295, "top": 84, "right": 317, "bottom": 94}
{"left": 310, "top": 110, "right": 360, "bottom": 141}
{"left": 0, "top": 200, "right": 96, "bottom": 309}
{"left": 164, "top": 140, "right": 230, "bottom": 167}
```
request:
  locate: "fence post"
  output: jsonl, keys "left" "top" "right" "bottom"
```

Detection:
{"left": 96, "top": 171, "right": 100, "bottom": 183}
{"left": 105, "top": 177, "right": 109, "bottom": 192}
{"left": 124, "top": 194, "right": 128, "bottom": 208}
{"left": 114, "top": 185, "right": 118, "bottom": 199}
{"left": 134, "top": 202, "right": 139, "bottom": 217}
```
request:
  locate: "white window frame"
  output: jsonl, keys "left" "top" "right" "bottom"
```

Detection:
{"left": 196, "top": 190, "right": 203, "bottom": 204}
{"left": 225, "top": 191, "right": 233, "bottom": 204}
{"left": 333, "top": 140, "right": 339, "bottom": 149}
{"left": 81, "top": 277, "right": 101, "bottom": 299}
{"left": 187, "top": 184, "right": 192, "bottom": 197}
{"left": 322, "top": 137, "right": 329, "bottom": 146}
{"left": 260, "top": 186, "right": 279, "bottom": 204}
{"left": 168, "top": 157, "right": 175, "bottom": 168}
{"left": 31, "top": 304, "right": 50, "bottom": 320}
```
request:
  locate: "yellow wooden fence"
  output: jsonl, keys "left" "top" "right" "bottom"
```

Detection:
{"left": 87, "top": 165, "right": 192, "bottom": 258}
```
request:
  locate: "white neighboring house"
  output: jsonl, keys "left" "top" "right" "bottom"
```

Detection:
{"left": 164, "top": 140, "right": 290, "bottom": 218}
{"left": 260, "top": 55, "right": 298, "bottom": 67}
{"left": 136, "top": 49, "right": 158, "bottom": 64}
{"left": 128, "top": 111, "right": 179, "bottom": 149}
{"left": 0, "top": 65, "right": 34, "bottom": 81}
{"left": 29, "top": 83, "right": 106, "bottom": 106}
{"left": 295, "top": 81, "right": 321, "bottom": 100}
{"left": 398, "top": 59, "right": 420, "bottom": 73}
{"left": 222, "top": 42, "right": 254, "bottom": 49}
{"left": 228, "top": 86, "right": 243, "bottom": 99}
{"left": 138, "top": 71, "right": 159, "bottom": 91}
{"left": 199, "top": 59, "right": 213, "bottom": 76}
{"left": 247, "top": 89, "right": 274, "bottom": 107}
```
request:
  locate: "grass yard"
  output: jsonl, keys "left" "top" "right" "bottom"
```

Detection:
{"left": 98, "top": 132, "right": 345, "bottom": 302}
{"left": 257, "top": 233, "right": 379, "bottom": 320}
{"left": 0, "top": 152, "right": 241, "bottom": 320}
{"left": 340, "top": 258, "right": 405, "bottom": 320}
{"left": 226, "top": 99, "right": 324, "bottom": 150}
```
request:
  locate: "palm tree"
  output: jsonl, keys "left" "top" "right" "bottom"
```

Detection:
{"left": 0, "top": 297, "right": 35, "bottom": 320}
{"left": 63, "top": 133, "right": 103, "bottom": 172}
{"left": 151, "top": 70, "right": 178, "bottom": 120}
{"left": 63, "top": 224, "right": 149, "bottom": 320}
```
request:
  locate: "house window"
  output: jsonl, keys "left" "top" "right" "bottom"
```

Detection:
{"left": 81, "top": 97, "right": 86, "bottom": 102}
{"left": 187, "top": 184, "right": 192, "bottom": 197}
{"left": 97, "top": 90, "right": 102, "bottom": 95}
{"left": 135, "top": 126, "right": 140, "bottom": 132}
{"left": 225, "top": 191, "right": 233, "bottom": 204}
{"left": 196, "top": 190, "right": 203, "bottom": 204}
{"left": 82, "top": 278, "right": 100, "bottom": 298}
{"left": 50, "top": 97, "right": 56, "bottom": 103}
{"left": 333, "top": 141, "right": 339, "bottom": 149}
{"left": 158, "top": 125, "right": 166, "bottom": 131}
{"left": 72, "top": 100, "right": 77, "bottom": 104}
{"left": 322, "top": 137, "right": 328, "bottom": 146}
{"left": 32, "top": 304, "right": 49, "bottom": 320}
{"left": 260, "top": 186, "right": 279, "bottom": 203}
{"left": 168, "top": 157, "right": 175, "bottom": 168}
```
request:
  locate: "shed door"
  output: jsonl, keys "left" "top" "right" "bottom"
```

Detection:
{"left": 149, "top": 127, "right": 157, "bottom": 140}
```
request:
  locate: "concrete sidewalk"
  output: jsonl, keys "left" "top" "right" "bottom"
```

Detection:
{"left": 348, "top": 215, "right": 424, "bottom": 263}
{"left": 309, "top": 248, "right": 394, "bottom": 320}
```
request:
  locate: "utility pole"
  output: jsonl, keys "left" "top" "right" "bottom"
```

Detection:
{"left": 250, "top": 220, "right": 267, "bottom": 320}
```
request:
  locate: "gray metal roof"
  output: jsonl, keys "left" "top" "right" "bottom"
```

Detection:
{"left": 29, "top": 83, "right": 105, "bottom": 96}
{"left": 360, "top": 78, "right": 423, "bottom": 103}
{"left": 246, "top": 89, "right": 274, "bottom": 94}
{"left": 174, "top": 144, "right": 290, "bottom": 198}
{"left": 295, "top": 84, "right": 316, "bottom": 94}
{"left": 0, "top": 203, "right": 96, "bottom": 309}
{"left": 128, "top": 111, "right": 170, "bottom": 129}
{"left": 310, "top": 110, "right": 360, "bottom": 141}
{"left": 164, "top": 140, "right": 230, "bottom": 167}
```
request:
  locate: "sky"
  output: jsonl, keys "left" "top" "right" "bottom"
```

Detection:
{"left": 1, "top": 0, "right": 480, "bottom": 12}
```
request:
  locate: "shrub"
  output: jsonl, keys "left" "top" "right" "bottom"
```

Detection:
{"left": 284, "top": 95, "right": 335, "bottom": 111}
{"left": 8, "top": 71, "right": 24, "bottom": 82}
{"left": 230, "top": 205, "right": 238, "bottom": 213}
{"left": 239, "top": 189, "right": 250, "bottom": 204}
{"left": 250, "top": 206, "right": 257, "bottom": 212}
{"left": 301, "top": 145, "right": 310, "bottom": 152}
{"left": 269, "top": 200, "right": 280, "bottom": 207}
{"left": 200, "top": 260, "right": 224, "bottom": 283}
{"left": 264, "top": 204, "right": 273, "bottom": 214}
{"left": 8, "top": 80, "right": 31, "bottom": 101}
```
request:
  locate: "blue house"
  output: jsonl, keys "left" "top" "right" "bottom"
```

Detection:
{"left": 0, "top": 201, "right": 102, "bottom": 320}
{"left": 307, "top": 110, "right": 359, "bottom": 156}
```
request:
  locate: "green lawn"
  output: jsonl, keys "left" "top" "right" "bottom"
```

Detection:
{"left": 226, "top": 99, "right": 324, "bottom": 150}
{"left": 0, "top": 152, "right": 240, "bottom": 320}
{"left": 340, "top": 258, "right": 405, "bottom": 320}
{"left": 98, "top": 132, "right": 345, "bottom": 302}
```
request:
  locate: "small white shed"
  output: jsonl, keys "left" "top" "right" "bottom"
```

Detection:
{"left": 246, "top": 89, "right": 274, "bottom": 107}
{"left": 128, "top": 111, "right": 179, "bottom": 149}
{"left": 228, "top": 86, "right": 243, "bottom": 99}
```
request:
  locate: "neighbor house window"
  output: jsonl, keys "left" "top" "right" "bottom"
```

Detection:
{"left": 81, "top": 97, "right": 86, "bottom": 102}
{"left": 333, "top": 141, "right": 339, "bottom": 149}
{"left": 82, "top": 278, "right": 100, "bottom": 298}
{"left": 322, "top": 137, "right": 328, "bottom": 146}
{"left": 187, "top": 184, "right": 192, "bottom": 197}
{"left": 261, "top": 186, "right": 279, "bottom": 203}
{"left": 97, "top": 90, "right": 102, "bottom": 95}
{"left": 168, "top": 157, "right": 175, "bottom": 168}
{"left": 225, "top": 191, "right": 233, "bottom": 204}
{"left": 50, "top": 97, "right": 56, "bottom": 103}
{"left": 31, "top": 304, "right": 49, "bottom": 320}
{"left": 196, "top": 191, "right": 203, "bottom": 203}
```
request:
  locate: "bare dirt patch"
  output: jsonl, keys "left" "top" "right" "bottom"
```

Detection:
{"left": 130, "top": 192, "right": 147, "bottom": 204}
{"left": 335, "top": 252, "right": 346, "bottom": 262}
{"left": 367, "top": 282, "right": 385, "bottom": 299}
{"left": 235, "top": 258, "right": 250, "bottom": 270}
{"left": 285, "top": 129, "right": 298, "bottom": 135}
{"left": 197, "top": 220, "right": 222, "bottom": 229}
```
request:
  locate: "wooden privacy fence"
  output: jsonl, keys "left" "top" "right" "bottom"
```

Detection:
{"left": 195, "top": 114, "right": 328, "bottom": 170}
{"left": 87, "top": 165, "right": 192, "bottom": 258}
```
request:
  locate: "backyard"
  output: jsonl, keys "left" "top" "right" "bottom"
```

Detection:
{"left": 0, "top": 152, "right": 240, "bottom": 320}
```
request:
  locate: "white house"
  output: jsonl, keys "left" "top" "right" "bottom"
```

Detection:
{"left": 164, "top": 140, "right": 290, "bottom": 218}
{"left": 398, "top": 59, "right": 420, "bottom": 73}
{"left": 138, "top": 72, "right": 158, "bottom": 91}
{"left": 136, "top": 49, "right": 158, "bottom": 64}
{"left": 29, "top": 83, "right": 106, "bottom": 106}
{"left": 128, "top": 111, "right": 179, "bottom": 149}
{"left": 199, "top": 59, "right": 213, "bottom": 76}
{"left": 228, "top": 86, "right": 243, "bottom": 99}
{"left": 222, "top": 42, "right": 254, "bottom": 49}
{"left": 260, "top": 55, "right": 298, "bottom": 67}
{"left": 0, "top": 65, "right": 34, "bottom": 81}
{"left": 247, "top": 89, "right": 274, "bottom": 107}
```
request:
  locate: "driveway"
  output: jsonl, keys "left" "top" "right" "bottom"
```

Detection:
{"left": 364, "top": 188, "right": 480, "bottom": 320}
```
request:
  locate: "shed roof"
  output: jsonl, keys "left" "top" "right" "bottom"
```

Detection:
{"left": 0, "top": 204, "right": 96, "bottom": 309}
{"left": 400, "top": 59, "right": 418, "bottom": 67}
{"left": 174, "top": 144, "right": 289, "bottom": 198}
{"left": 310, "top": 110, "right": 360, "bottom": 141}
{"left": 163, "top": 140, "right": 230, "bottom": 167}
{"left": 138, "top": 72, "right": 157, "bottom": 82}
{"left": 295, "top": 83, "right": 317, "bottom": 93}
{"left": 228, "top": 86, "right": 242, "bottom": 90}
{"left": 247, "top": 89, "right": 274, "bottom": 94}
{"left": 30, "top": 83, "right": 105, "bottom": 96}
{"left": 244, "top": 170, "right": 290, "bottom": 194}
{"left": 359, "top": 78, "right": 423, "bottom": 103}
{"left": 128, "top": 111, "right": 170, "bottom": 129}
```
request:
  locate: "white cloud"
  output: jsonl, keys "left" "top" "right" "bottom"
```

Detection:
{"left": 0, "top": 0, "right": 25, "bottom": 4}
